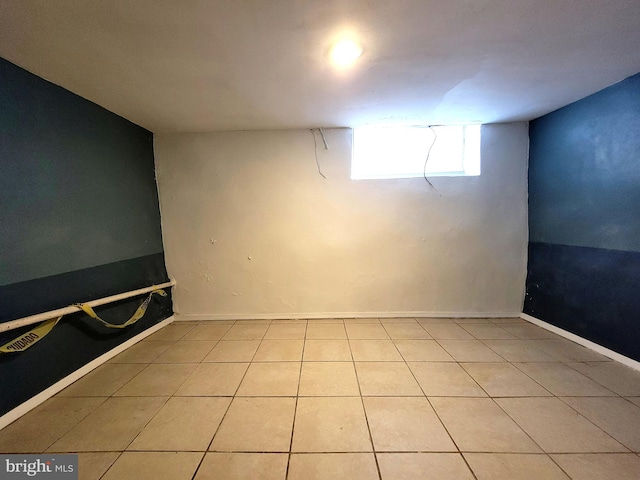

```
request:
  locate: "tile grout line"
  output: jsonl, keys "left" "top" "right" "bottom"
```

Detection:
{"left": 470, "top": 337, "right": 555, "bottom": 396}
{"left": 425, "top": 332, "right": 496, "bottom": 398}
{"left": 347, "top": 319, "right": 384, "bottom": 480}
{"left": 284, "top": 320, "right": 308, "bottom": 480}
{"left": 192, "top": 320, "right": 271, "bottom": 479}
{"left": 390, "top": 322, "right": 480, "bottom": 480}
{"left": 438, "top": 324, "right": 555, "bottom": 460}
{"left": 100, "top": 322, "right": 201, "bottom": 479}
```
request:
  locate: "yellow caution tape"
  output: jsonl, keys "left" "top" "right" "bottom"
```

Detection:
{"left": 74, "top": 289, "right": 166, "bottom": 329}
{"left": 0, "top": 317, "right": 62, "bottom": 353}
{"left": 0, "top": 289, "right": 167, "bottom": 353}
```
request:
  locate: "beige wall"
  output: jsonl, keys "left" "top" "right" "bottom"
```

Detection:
{"left": 155, "top": 124, "right": 528, "bottom": 319}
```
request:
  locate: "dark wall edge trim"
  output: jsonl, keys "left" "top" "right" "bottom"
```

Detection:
{"left": 520, "top": 312, "right": 640, "bottom": 370}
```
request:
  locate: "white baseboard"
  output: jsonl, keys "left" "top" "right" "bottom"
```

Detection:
{"left": 520, "top": 313, "right": 640, "bottom": 372}
{"left": 174, "top": 311, "right": 522, "bottom": 321}
{"left": 0, "top": 315, "right": 175, "bottom": 431}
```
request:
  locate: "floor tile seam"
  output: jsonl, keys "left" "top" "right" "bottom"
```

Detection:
{"left": 402, "top": 360, "right": 467, "bottom": 458}
{"left": 346, "top": 335, "right": 392, "bottom": 341}
{"left": 524, "top": 338, "right": 600, "bottom": 363}
{"left": 553, "top": 395, "right": 636, "bottom": 452}
{"left": 119, "top": 448, "right": 212, "bottom": 453}
{"left": 82, "top": 393, "right": 240, "bottom": 398}
{"left": 297, "top": 449, "right": 470, "bottom": 454}
{"left": 95, "top": 451, "right": 124, "bottom": 480}
{"left": 465, "top": 337, "right": 510, "bottom": 362}
{"left": 24, "top": 395, "right": 112, "bottom": 454}
{"left": 264, "top": 321, "right": 309, "bottom": 341}
{"left": 544, "top": 451, "right": 581, "bottom": 480}
{"left": 476, "top": 337, "right": 524, "bottom": 358}
{"left": 304, "top": 321, "right": 347, "bottom": 340}
{"left": 379, "top": 321, "right": 431, "bottom": 340}
{"left": 489, "top": 395, "right": 616, "bottom": 456}
{"left": 48, "top": 449, "right": 146, "bottom": 453}
{"left": 462, "top": 451, "right": 558, "bottom": 456}
{"left": 123, "top": 359, "right": 230, "bottom": 455}
{"left": 288, "top": 450, "right": 476, "bottom": 455}
{"left": 508, "top": 360, "right": 619, "bottom": 397}
{"left": 151, "top": 359, "right": 219, "bottom": 365}
{"left": 209, "top": 449, "right": 377, "bottom": 454}
{"left": 51, "top": 392, "right": 172, "bottom": 456}
{"left": 304, "top": 336, "right": 349, "bottom": 341}
{"left": 201, "top": 390, "right": 240, "bottom": 455}
{"left": 456, "top": 353, "right": 555, "bottom": 397}
{"left": 357, "top": 341, "right": 467, "bottom": 457}
{"left": 458, "top": 322, "right": 515, "bottom": 341}
{"left": 388, "top": 338, "right": 448, "bottom": 363}
{"left": 346, "top": 334, "right": 384, "bottom": 480}
{"left": 475, "top": 337, "right": 556, "bottom": 363}
{"left": 427, "top": 335, "right": 507, "bottom": 364}
{"left": 447, "top": 359, "right": 493, "bottom": 398}
{"left": 386, "top": 334, "right": 405, "bottom": 363}
{"left": 102, "top": 446, "right": 640, "bottom": 454}
{"left": 189, "top": 450, "right": 210, "bottom": 480}
{"left": 460, "top": 450, "right": 574, "bottom": 480}
{"left": 414, "top": 337, "right": 501, "bottom": 397}
{"left": 224, "top": 357, "right": 256, "bottom": 400}
{"left": 246, "top": 331, "right": 268, "bottom": 362}
{"left": 113, "top": 394, "right": 173, "bottom": 454}
{"left": 562, "top": 362, "right": 628, "bottom": 396}
{"left": 47, "top": 396, "right": 112, "bottom": 453}
{"left": 220, "top": 322, "right": 270, "bottom": 341}
{"left": 110, "top": 360, "right": 184, "bottom": 397}
{"left": 286, "top": 327, "right": 307, "bottom": 480}
{"left": 108, "top": 362, "right": 151, "bottom": 397}
{"left": 133, "top": 339, "right": 179, "bottom": 363}
{"left": 489, "top": 318, "right": 524, "bottom": 325}
{"left": 404, "top": 360, "right": 456, "bottom": 399}
{"left": 175, "top": 323, "right": 198, "bottom": 341}
{"left": 550, "top": 452, "right": 640, "bottom": 456}
{"left": 170, "top": 338, "right": 227, "bottom": 342}
{"left": 252, "top": 358, "right": 304, "bottom": 363}
{"left": 450, "top": 450, "right": 481, "bottom": 480}
{"left": 541, "top": 448, "right": 637, "bottom": 454}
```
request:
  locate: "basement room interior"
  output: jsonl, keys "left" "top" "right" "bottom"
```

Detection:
{"left": 1, "top": 1, "right": 640, "bottom": 479}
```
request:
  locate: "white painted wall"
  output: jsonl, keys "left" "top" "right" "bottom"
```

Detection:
{"left": 155, "top": 124, "right": 528, "bottom": 319}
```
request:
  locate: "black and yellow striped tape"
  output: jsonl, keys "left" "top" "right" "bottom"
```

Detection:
{"left": 0, "top": 289, "right": 166, "bottom": 354}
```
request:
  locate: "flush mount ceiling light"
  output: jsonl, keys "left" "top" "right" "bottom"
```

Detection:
{"left": 330, "top": 40, "right": 363, "bottom": 67}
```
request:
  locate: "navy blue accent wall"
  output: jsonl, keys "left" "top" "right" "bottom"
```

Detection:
{"left": 526, "top": 72, "right": 640, "bottom": 361}
{"left": 0, "top": 58, "right": 171, "bottom": 416}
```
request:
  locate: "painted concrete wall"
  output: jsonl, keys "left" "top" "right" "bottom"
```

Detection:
{"left": 526, "top": 72, "right": 640, "bottom": 361}
{"left": 0, "top": 57, "right": 171, "bottom": 416}
{"left": 155, "top": 124, "right": 529, "bottom": 319}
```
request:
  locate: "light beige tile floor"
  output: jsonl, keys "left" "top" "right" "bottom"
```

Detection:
{"left": 1, "top": 317, "right": 640, "bottom": 479}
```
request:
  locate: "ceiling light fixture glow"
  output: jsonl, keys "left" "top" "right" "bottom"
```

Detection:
{"left": 330, "top": 40, "right": 363, "bottom": 67}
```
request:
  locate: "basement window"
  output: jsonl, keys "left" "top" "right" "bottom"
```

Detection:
{"left": 351, "top": 125, "right": 481, "bottom": 179}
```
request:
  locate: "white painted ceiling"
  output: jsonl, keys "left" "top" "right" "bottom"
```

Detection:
{"left": 1, "top": 1, "right": 640, "bottom": 133}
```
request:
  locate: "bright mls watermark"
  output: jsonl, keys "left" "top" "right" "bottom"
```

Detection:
{"left": 1, "top": 455, "right": 78, "bottom": 479}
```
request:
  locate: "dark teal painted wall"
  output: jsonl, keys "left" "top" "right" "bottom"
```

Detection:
{"left": 529, "top": 72, "right": 640, "bottom": 252}
{"left": 0, "top": 57, "right": 164, "bottom": 287}
{"left": 0, "top": 58, "right": 171, "bottom": 416}
{"left": 526, "top": 72, "right": 640, "bottom": 361}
